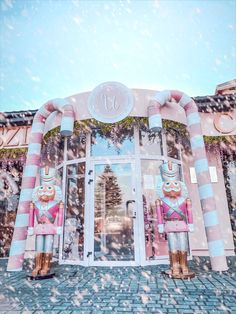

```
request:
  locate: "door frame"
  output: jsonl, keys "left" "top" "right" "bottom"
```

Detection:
{"left": 87, "top": 158, "right": 140, "bottom": 266}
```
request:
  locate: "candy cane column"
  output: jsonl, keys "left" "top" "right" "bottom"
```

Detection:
{"left": 7, "top": 98, "right": 75, "bottom": 271}
{"left": 148, "top": 90, "right": 228, "bottom": 271}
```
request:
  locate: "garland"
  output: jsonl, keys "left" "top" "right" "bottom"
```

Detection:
{"left": 2, "top": 118, "right": 233, "bottom": 155}
{"left": 74, "top": 117, "right": 149, "bottom": 134}
{"left": 203, "top": 135, "right": 236, "bottom": 145}
{"left": 43, "top": 117, "right": 189, "bottom": 142}
{"left": 204, "top": 135, "right": 236, "bottom": 156}
{"left": 0, "top": 147, "right": 28, "bottom": 159}
{"left": 43, "top": 126, "right": 60, "bottom": 142}
{"left": 42, "top": 117, "right": 236, "bottom": 152}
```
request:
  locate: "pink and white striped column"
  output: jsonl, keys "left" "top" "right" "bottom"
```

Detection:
{"left": 148, "top": 90, "right": 228, "bottom": 271}
{"left": 7, "top": 98, "right": 74, "bottom": 271}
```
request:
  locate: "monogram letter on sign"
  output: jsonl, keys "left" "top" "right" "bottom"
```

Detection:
{"left": 88, "top": 81, "right": 134, "bottom": 123}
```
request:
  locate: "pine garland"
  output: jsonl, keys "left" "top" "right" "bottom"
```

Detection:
{"left": 43, "top": 117, "right": 189, "bottom": 141}
{"left": 0, "top": 147, "right": 28, "bottom": 159}
{"left": 203, "top": 135, "right": 236, "bottom": 145}
{"left": 3, "top": 117, "right": 232, "bottom": 152}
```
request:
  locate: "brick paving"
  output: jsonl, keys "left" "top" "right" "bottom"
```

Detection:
{"left": 0, "top": 257, "right": 235, "bottom": 314}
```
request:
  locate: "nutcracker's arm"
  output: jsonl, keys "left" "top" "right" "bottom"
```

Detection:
{"left": 186, "top": 198, "right": 194, "bottom": 232}
{"left": 56, "top": 201, "right": 64, "bottom": 235}
{"left": 29, "top": 202, "right": 35, "bottom": 227}
{"left": 186, "top": 198, "right": 193, "bottom": 224}
{"left": 28, "top": 202, "right": 35, "bottom": 236}
{"left": 58, "top": 202, "right": 64, "bottom": 227}
{"left": 156, "top": 199, "right": 164, "bottom": 233}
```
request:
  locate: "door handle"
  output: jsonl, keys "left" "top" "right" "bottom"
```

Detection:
{"left": 87, "top": 251, "right": 92, "bottom": 258}
{"left": 126, "top": 200, "right": 136, "bottom": 218}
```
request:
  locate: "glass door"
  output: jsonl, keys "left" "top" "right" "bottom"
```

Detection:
{"left": 60, "top": 162, "right": 86, "bottom": 265}
{"left": 140, "top": 159, "right": 169, "bottom": 264}
{"left": 88, "top": 160, "right": 138, "bottom": 266}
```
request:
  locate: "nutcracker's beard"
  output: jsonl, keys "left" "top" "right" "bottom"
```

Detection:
{"left": 163, "top": 190, "right": 181, "bottom": 198}
{"left": 36, "top": 185, "right": 56, "bottom": 202}
{"left": 39, "top": 194, "right": 55, "bottom": 202}
{"left": 162, "top": 181, "right": 181, "bottom": 198}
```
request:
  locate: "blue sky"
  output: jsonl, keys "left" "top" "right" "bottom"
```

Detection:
{"left": 0, "top": 0, "right": 235, "bottom": 112}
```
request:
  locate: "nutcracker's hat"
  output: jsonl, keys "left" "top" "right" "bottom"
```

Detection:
{"left": 160, "top": 161, "right": 179, "bottom": 181}
{"left": 40, "top": 166, "right": 57, "bottom": 185}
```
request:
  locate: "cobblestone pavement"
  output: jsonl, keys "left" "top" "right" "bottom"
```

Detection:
{"left": 0, "top": 257, "right": 235, "bottom": 314}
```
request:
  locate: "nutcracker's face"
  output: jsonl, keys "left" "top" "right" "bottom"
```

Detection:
{"left": 37, "top": 184, "right": 55, "bottom": 202}
{"left": 162, "top": 181, "right": 181, "bottom": 198}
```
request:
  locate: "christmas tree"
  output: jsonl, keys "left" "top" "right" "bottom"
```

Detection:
{"left": 95, "top": 165, "right": 122, "bottom": 218}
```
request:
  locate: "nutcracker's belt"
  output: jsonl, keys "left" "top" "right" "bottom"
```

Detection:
{"left": 164, "top": 220, "right": 188, "bottom": 233}
{"left": 165, "top": 218, "right": 184, "bottom": 221}
{"left": 38, "top": 221, "right": 47, "bottom": 224}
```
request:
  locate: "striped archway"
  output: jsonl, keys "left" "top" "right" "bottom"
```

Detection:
{"left": 7, "top": 98, "right": 75, "bottom": 271}
{"left": 148, "top": 90, "right": 228, "bottom": 272}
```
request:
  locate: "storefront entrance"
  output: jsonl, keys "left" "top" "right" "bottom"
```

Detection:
{"left": 60, "top": 157, "right": 170, "bottom": 266}
{"left": 59, "top": 126, "right": 174, "bottom": 266}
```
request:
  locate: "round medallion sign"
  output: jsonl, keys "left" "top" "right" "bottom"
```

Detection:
{"left": 213, "top": 113, "right": 235, "bottom": 134}
{"left": 88, "top": 82, "right": 134, "bottom": 123}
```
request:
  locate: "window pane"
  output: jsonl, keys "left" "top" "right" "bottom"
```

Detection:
{"left": 227, "top": 161, "right": 236, "bottom": 206}
{"left": 63, "top": 163, "right": 85, "bottom": 261}
{"left": 67, "top": 134, "right": 86, "bottom": 160}
{"left": 91, "top": 128, "right": 134, "bottom": 156}
{"left": 139, "top": 129, "right": 163, "bottom": 155}
{"left": 166, "top": 130, "right": 180, "bottom": 160}
{"left": 41, "top": 136, "right": 64, "bottom": 165}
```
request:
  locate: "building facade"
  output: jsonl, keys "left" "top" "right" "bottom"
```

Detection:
{"left": 0, "top": 81, "right": 235, "bottom": 268}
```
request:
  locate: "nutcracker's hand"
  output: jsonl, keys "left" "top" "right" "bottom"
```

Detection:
{"left": 188, "top": 224, "right": 194, "bottom": 232}
{"left": 158, "top": 224, "right": 164, "bottom": 233}
{"left": 27, "top": 227, "right": 34, "bottom": 236}
{"left": 57, "top": 227, "right": 63, "bottom": 235}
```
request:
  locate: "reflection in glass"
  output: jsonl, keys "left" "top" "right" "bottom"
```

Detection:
{"left": 166, "top": 130, "right": 180, "bottom": 160}
{"left": 141, "top": 159, "right": 168, "bottom": 259}
{"left": 226, "top": 160, "right": 236, "bottom": 236}
{"left": 91, "top": 127, "right": 134, "bottom": 156}
{"left": 0, "top": 159, "right": 24, "bottom": 257}
{"left": 63, "top": 163, "right": 85, "bottom": 261}
{"left": 139, "top": 129, "right": 163, "bottom": 155}
{"left": 41, "top": 135, "right": 64, "bottom": 165}
{"left": 228, "top": 161, "right": 236, "bottom": 206}
{"left": 67, "top": 134, "right": 86, "bottom": 160}
{"left": 94, "top": 163, "right": 135, "bottom": 261}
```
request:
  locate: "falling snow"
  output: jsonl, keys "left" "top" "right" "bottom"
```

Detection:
{"left": 0, "top": 0, "right": 236, "bottom": 313}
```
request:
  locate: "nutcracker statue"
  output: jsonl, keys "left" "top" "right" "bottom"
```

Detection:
{"left": 156, "top": 161, "right": 195, "bottom": 279}
{"left": 27, "top": 166, "right": 63, "bottom": 278}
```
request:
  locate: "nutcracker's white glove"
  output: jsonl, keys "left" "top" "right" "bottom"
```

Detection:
{"left": 27, "top": 227, "right": 34, "bottom": 236}
{"left": 57, "top": 227, "right": 63, "bottom": 235}
{"left": 188, "top": 224, "right": 194, "bottom": 232}
{"left": 158, "top": 224, "right": 164, "bottom": 233}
